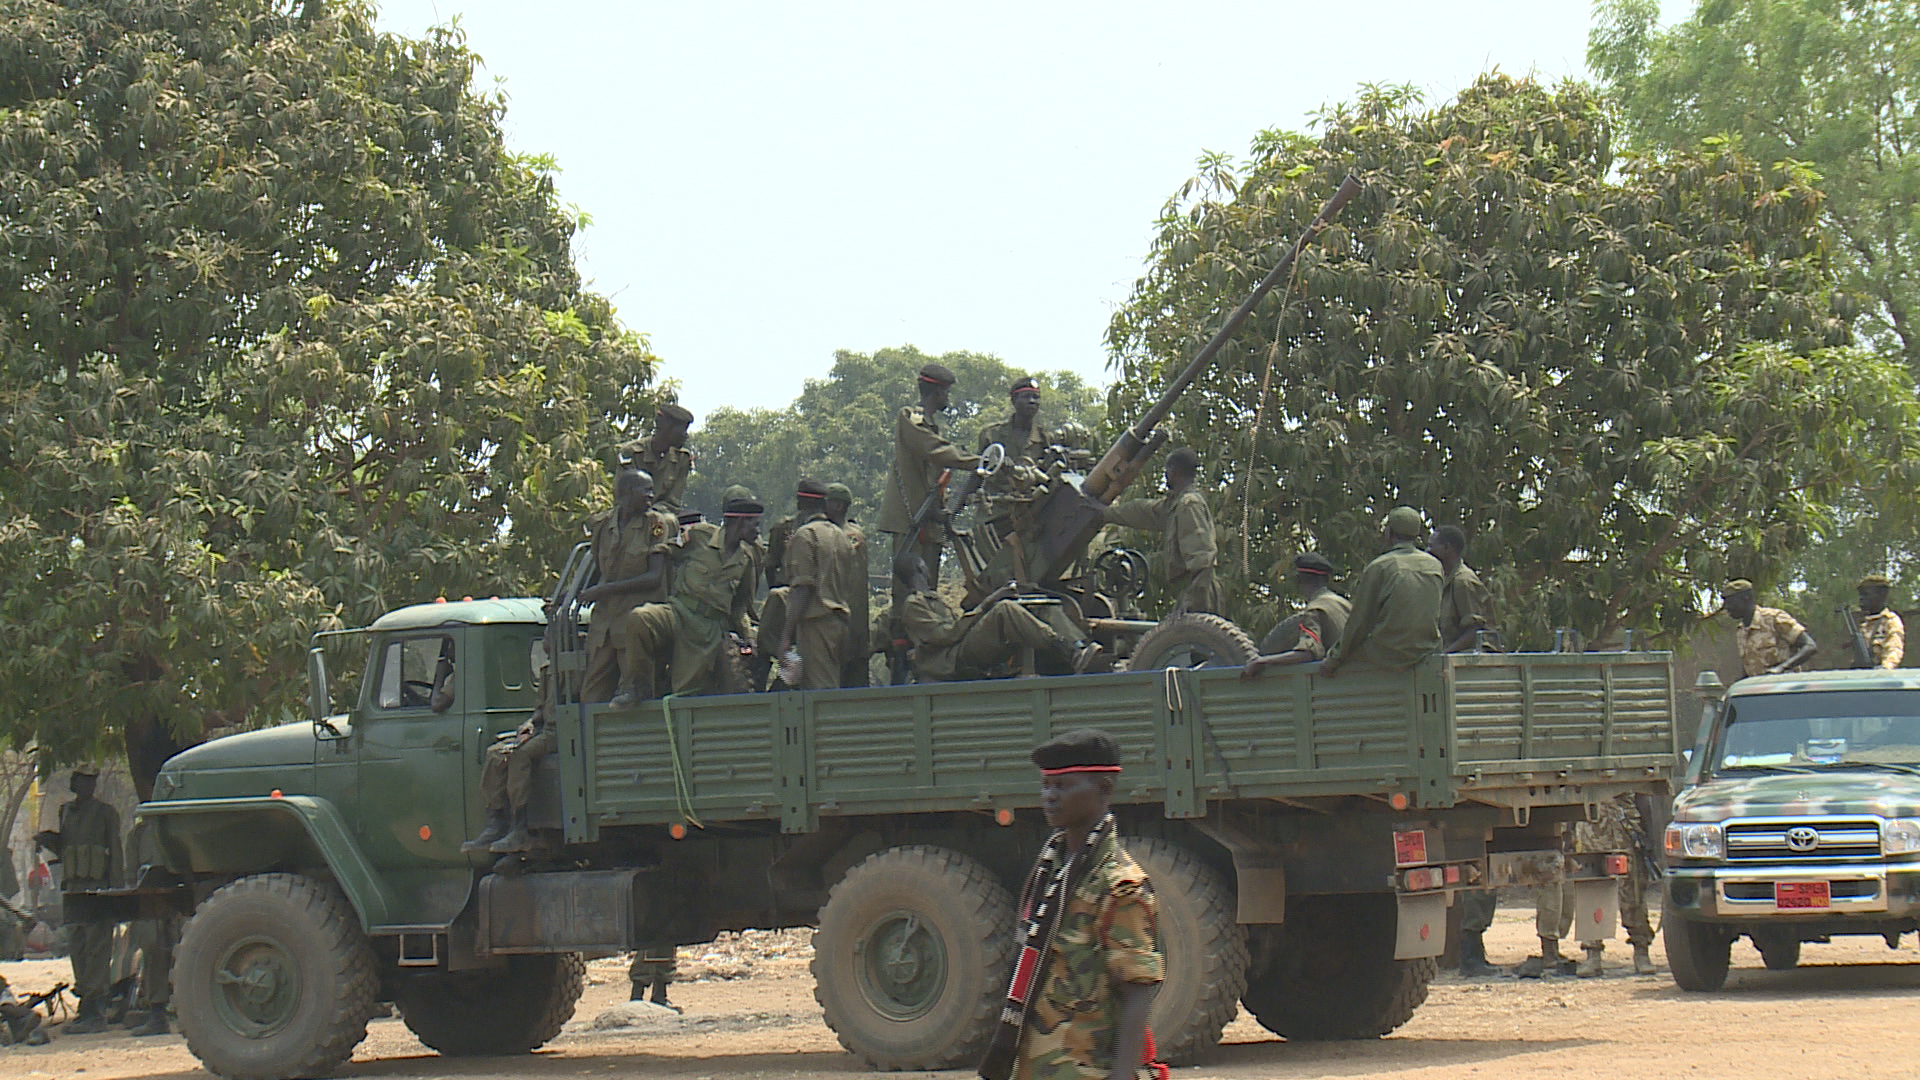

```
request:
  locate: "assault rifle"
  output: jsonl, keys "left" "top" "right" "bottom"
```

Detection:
{"left": 1838, "top": 606, "right": 1874, "bottom": 669}
{"left": 21, "top": 981, "right": 68, "bottom": 1018}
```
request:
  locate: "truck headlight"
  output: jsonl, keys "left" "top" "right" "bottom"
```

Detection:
{"left": 1884, "top": 819, "right": 1920, "bottom": 855}
{"left": 1665, "top": 822, "right": 1724, "bottom": 860}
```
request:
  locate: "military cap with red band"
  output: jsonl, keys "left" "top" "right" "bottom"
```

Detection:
{"left": 918, "top": 362, "right": 956, "bottom": 386}
{"left": 1031, "top": 727, "right": 1123, "bottom": 775}
{"left": 1010, "top": 376, "right": 1040, "bottom": 398}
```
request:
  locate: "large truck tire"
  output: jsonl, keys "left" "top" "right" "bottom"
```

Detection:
{"left": 174, "top": 873, "right": 378, "bottom": 1080}
{"left": 393, "top": 953, "right": 584, "bottom": 1055}
{"left": 1663, "top": 909, "right": 1732, "bottom": 991}
{"left": 1239, "top": 893, "right": 1435, "bottom": 1040}
{"left": 1751, "top": 929, "right": 1801, "bottom": 970}
{"left": 812, "top": 845, "right": 1014, "bottom": 1070}
{"left": 1127, "top": 837, "right": 1248, "bottom": 1064}
{"left": 1124, "top": 613, "right": 1257, "bottom": 671}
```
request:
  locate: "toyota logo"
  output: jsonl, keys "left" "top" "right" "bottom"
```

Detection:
{"left": 1785, "top": 826, "right": 1820, "bottom": 852}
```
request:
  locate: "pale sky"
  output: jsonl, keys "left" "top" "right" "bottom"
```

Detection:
{"left": 374, "top": 1, "right": 1689, "bottom": 418}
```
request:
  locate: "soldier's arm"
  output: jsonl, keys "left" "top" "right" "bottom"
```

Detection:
{"left": 1099, "top": 881, "right": 1164, "bottom": 1080}
{"left": 1102, "top": 498, "right": 1164, "bottom": 532}
{"left": 1324, "top": 567, "right": 1385, "bottom": 676}
{"left": 727, "top": 566, "right": 756, "bottom": 639}
{"left": 584, "top": 551, "right": 669, "bottom": 602}
{"left": 1442, "top": 577, "right": 1494, "bottom": 654}
{"left": 780, "top": 530, "right": 822, "bottom": 655}
{"left": 1883, "top": 616, "right": 1905, "bottom": 669}
{"left": 899, "top": 411, "right": 977, "bottom": 471}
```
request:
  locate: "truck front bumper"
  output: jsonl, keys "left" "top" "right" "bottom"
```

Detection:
{"left": 1666, "top": 862, "right": 1920, "bottom": 920}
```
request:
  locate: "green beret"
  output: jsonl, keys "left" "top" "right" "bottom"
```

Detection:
{"left": 722, "top": 484, "right": 756, "bottom": 503}
{"left": 1721, "top": 578, "right": 1755, "bottom": 596}
{"left": 723, "top": 498, "right": 764, "bottom": 517}
{"left": 1383, "top": 506, "right": 1427, "bottom": 539}
{"left": 824, "top": 482, "right": 854, "bottom": 504}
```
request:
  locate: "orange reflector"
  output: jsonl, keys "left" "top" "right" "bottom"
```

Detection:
{"left": 994, "top": 809, "right": 1014, "bottom": 826}
{"left": 269, "top": 789, "right": 283, "bottom": 799}
{"left": 418, "top": 825, "right": 432, "bottom": 841}
{"left": 462, "top": 596, "right": 473, "bottom": 602}
{"left": 669, "top": 823, "right": 687, "bottom": 840}
{"left": 1606, "top": 854, "right": 1630, "bottom": 875}
{"left": 1389, "top": 792, "right": 1409, "bottom": 810}
{"left": 434, "top": 596, "right": 447, "bottom": 603}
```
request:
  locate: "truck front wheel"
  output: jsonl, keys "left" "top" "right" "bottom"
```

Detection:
{"left": 174, "top": 873, "right": 378, "bottom": 1080}
{"left": 1239, "top": 893, "right": 1435, "bottom": 1040}
{"left": 1662, "top": 906, "right": 1733, "bottom": 991}
{"left": 812, "top": 845, "right": 1013, "bottom": 1070}
{"left": 393, "top": 953, "right": 584, "bottom": 1055}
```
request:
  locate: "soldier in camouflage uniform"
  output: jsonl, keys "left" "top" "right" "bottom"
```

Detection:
{"left": 1857, "top": 574, "right": 1905, "bottom": 669}
{"left": 616, "top": 403, "right": 696, "bottom": 514}
{"left": 1569, "top": 794, "right": 1656, "bottom": 976}
{"left": 35, "top": 764, "right": 121, "bottom": 1034}
{"left": 1722, "top": 579, "right": 1817, "bottom": 678}
{"left": 1103, "top": 448, "right": 1219, "bottom": 615}
{"left": 978, "top": 729, "right": 1162, "bottom": 1080}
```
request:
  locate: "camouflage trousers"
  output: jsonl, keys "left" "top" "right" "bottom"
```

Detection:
{"left": 1457, "top": 889, "right": 1498, "bottom": 935}
{"left": 1533, "top": 869, "right": 1652, "bottom": 948}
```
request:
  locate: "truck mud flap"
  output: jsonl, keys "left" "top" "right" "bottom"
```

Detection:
{"left": 1570, "top": 877, "right": 1620, "bottom": 945}
{"left": 478, "top": 869, "right": 642, "bottom": 955}
{"left": 1395, "top": 892, "right": 1448, "bottom": 959}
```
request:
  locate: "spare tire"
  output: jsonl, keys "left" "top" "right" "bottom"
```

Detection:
{"left": 1124, "top": 613, "right": 1257, "bottom": 672}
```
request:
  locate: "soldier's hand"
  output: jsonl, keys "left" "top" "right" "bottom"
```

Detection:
{"left": 1318, "top": 660, "right": 1339, "bottom": 679}
{"left": 1240, "top": 658, "right": 1271, "bottom": 681}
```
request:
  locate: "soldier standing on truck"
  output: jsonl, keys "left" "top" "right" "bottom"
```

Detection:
{"left": 1103, "top": 447, "right": 1220, "bottom": 615}
{"left": 1430, "top": 524, "right": 1500, "bottom": 975}
{"left": 894, "top": 554, "right": 1101, "bottom": 681}
{"left": 825, "top": 483, "right": 872, "bottom": 688}
{"left": 1242, "top": 552, "right": 1349, "bottom": 676}
{"left": 626, "top": 497, "right": 764, "bottom": 696}
{"left": 33, "top": 764, "right": 119, "bottom": 1035}
{"left": 1722, "top": 579, "right": 1818, "bottom": 677}
{"left": 880, "top": 363, "right": 978, "bottom": 591}
{"left": 779, "top": 480, "right": 858, "bottom": 690}
{"left": 978, "top": 376, "right": 1052, "bottom": 466}
{"left": 616, "top": 403, "right": 696, "bottom": 514}
{"left": 978, "top": 728, "right": 1164, "bottom": 1080}
{"left": 1856, "top": 574, "right": 1905, "bottom": 669}
{"left": 580, "top": 469, "right": 677, "bottom": 705}
{"left": 1320, "top": 507, "right": 1443, "bottom": 677}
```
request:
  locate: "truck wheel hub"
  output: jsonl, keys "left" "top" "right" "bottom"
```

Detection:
{"left": 856, "top": 910, "right": 946, "bottom": 1020}
{"left": 212, "top": 936, "right": 299, "bottom": 1036}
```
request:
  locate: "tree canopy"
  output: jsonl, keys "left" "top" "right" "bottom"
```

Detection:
{"left": 1106, "top": 75, "right": 1917, "bottom": 646}
{"left": 682, "top": 345, "right": 1107, "bottom": 541}
{"left": 0, "top": 0, "right": 665, "bottom": 767}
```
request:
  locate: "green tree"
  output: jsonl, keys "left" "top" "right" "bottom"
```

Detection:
{"left": 0, "top": 0, "right": 665, "bottom": 769}
{"left": 682, "top": 345, "right": 1107, "bottom": 537}
{"left": 1106, "top": 76, "right": 1917, "bottom": 645}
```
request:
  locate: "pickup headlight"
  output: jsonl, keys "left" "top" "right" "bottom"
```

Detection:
{"left": 1665, "top": 822, "right": 1724, "bottom": 860}
{"left": 1884, "top": 818, "right": 1920, "bottom": 855}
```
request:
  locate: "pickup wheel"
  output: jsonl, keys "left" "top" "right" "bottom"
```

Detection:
{"left": 1239, "top": 893, "right": 1435, "bottom": 1040}
{"left": 1124, "top": 613, "right": 1257, "bottom": 671}
{"left": 1127, "top": 837, "right": 1248, "bottom": 1064}
{"left": 812, "top": 845, "right": 1013, "bottom": 1070}
{"left": 1751, "top": 929, "right": 1801, "bottom": 971}
{"left": 1663, "top": 905, "right": 1732, "bottom": 991}
{"left": 174, "top": 873, "right": 378, "bottom": 1080}
{"left": 393, "top": 953, "right": 584, "bottom": 1055}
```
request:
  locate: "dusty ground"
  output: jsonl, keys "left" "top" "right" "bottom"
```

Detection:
{"left": 0, "top": 910, "right": 1915, "bottom": 1080}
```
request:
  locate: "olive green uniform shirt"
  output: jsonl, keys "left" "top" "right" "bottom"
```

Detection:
{"left": 1104, "top": 488, "right": 1219, "bottom": 613}
{"left": 1326, "top": 541, "right": 1443, "bottom": 671}
{"left": 617, "top": 437, "right": 694, "bottom": 514}
{"left": 586, "top": 507, "right": 676, "bottom": 646}
{"left": 1258, "top": 590, "right": 1351, "bottom": 660}
{"left": 56, "top": 798, "right": 121, "bottom": 889}
{"left": 880, "top": 405, "right": 976, "bottom": 535}
{"left": 764, "top": 515, "right": 797, "bottom": 587}
{"left": 977, "top": 418, "right": 1053, "bottom": 461}
{"left": 1439, "top": 562, "right": 1493, "bottom": 650}
{"left": 785, "top": 515, "right": 857, "bottom": 620}
{"left": 660, "top": 523, "right": 758, "bottom": 693}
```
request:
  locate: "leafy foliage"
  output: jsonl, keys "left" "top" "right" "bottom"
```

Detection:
{"left": 1106, "top": 75, "right": 1916, "bottom": 646}
{"left": 682, "top": 345, "right": 1107, "bottom": 538}
{"left": 0, "top": 0, "right": 664, "bottom": 764}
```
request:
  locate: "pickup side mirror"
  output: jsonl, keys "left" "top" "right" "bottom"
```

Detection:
{"left": 307, "top": 647, "right": 330, "bottom": 721}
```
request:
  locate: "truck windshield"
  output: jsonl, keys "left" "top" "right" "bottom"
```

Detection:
{"left": 1713, "top": 690, "right": 1920, "bottom": 775}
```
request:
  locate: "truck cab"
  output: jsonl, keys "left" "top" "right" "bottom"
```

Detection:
{"left": 1662, "top": 669, "right": 1920, "bottom": 989}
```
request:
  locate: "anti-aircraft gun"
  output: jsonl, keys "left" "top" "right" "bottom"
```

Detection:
{"left": 946, "top": 174, "right": 1363, "bottom": 661}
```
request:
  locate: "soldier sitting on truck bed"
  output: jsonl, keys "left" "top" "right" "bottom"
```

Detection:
{"left": 1102, "top": 447, "right": 1219, "bottom": 615}
{"left": 579, "top": 469, "right": 677, "bottom": 705}
{"left": 894, "top": 553, "right": 1102, "bottom": 681}
{"left": 1319, "top": 507, "right": 1442, "bottom": 677}
{"left": 1721, "top": 579, "right": 1818, "bottom": 678}
{"left": 464, "top": 653, "right": 556, "bottom": 854}
{"left": 1242, "top": 552, "right": 1350, "bottom": 678}
{"left": 625, "top": 497, "right": 764, "bottom": 697}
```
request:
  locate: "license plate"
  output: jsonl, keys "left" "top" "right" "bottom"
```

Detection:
{"left": 1774, "top": 881, "right": 1831, "bottom": 909}
{"left": 1393, "top": 830, "right": 1428, "bottom": 868}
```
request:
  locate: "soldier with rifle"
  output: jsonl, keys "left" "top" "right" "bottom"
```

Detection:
{"left": 1722, "top": 580, "right": 1817, "bottom": 678}
{"left": 1844, "top": 574, "right": 1904, "bottom": 669}
{"left": 33, "top": 764, "right": 119, "bottom": 1034}
{"left": 880, "top": 364, "right": 978, "bottom": 679}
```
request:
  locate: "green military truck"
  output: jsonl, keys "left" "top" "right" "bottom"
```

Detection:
{"left": 125, "top": 596, "right": 1678, "bottom": 1080}
{"left": 1663, "top": 669, "right": 1920, "bottom": 990}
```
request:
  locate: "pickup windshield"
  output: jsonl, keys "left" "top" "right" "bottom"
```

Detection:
{"left": 1713, "top": 689, "right": 1920, "bottom": 775}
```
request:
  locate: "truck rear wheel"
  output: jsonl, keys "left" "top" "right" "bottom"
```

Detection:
{"left": 1662, "top": 901, "right": 1732, "bottom": 991}
{"left": 393, "top": 953, "right": 584, "bottom": 1055}
{"left": 1124, "top": 614, "right": 1257, "bottom": 671}
{"left": 1751, "top": 930, "right": 1801, "bottom": 970}
{"left": 1127, "top": 837, "right": 1248, "bottom": 1064}
{"left": 812, "top": 845, "right": 1013, "bottom": 1070}
{"left": 174, "top": 873, "right": 378, "bottom": 1080}
{"left": 1239, "top": 893, "right": 1435, "bottom": 1040}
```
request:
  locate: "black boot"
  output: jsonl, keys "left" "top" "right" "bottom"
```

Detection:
{"left": 129, "top": 1006, "right": 170, "bottom": 1037}
{"left": 1458, "top": 931, "right": 1497, "bottom": 977}
{"left": 461, "top": 808, "right": 511, "bottom": 853}
{"left": 629, "top": 978, "right": 647, "bottom": 1003}
{"left": 650, "top": 976, "right": 680, "bottom": 1014}
{"left": 489, "top": 805, "right": 532, "bottom": 853}
{"left": 65, "top": 999, "right": 109, "bottom": 1035}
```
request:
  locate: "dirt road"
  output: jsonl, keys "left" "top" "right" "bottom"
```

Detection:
{"left": 0, "top": 910, "right": 1913, "bottom": 1080}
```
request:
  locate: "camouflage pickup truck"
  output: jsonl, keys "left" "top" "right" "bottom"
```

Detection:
{"left": 128, "top": 597, "right": 1677, "bottom": 1080}
{"left": 1664, "top": 669, "right": 1920, "bottom": 990}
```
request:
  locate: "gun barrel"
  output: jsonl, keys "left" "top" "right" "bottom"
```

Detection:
{"left": 1084, "top": 172, "right": 1362, "bottom": 502}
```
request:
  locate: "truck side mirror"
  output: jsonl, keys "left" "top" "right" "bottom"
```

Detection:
{"left": 307, "top": 647, "right": 334, "bottom": 730}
